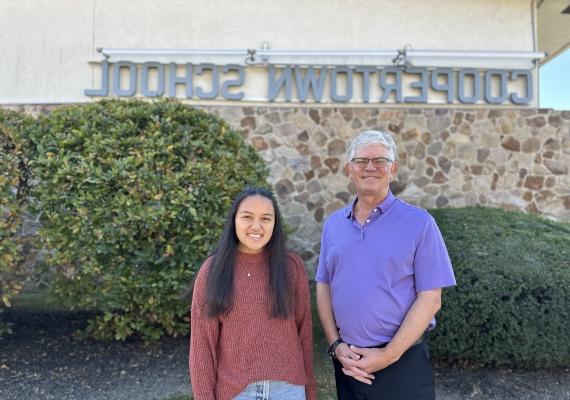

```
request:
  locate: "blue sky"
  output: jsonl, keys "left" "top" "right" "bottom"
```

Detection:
{"left": 540, "top": 48, "right": 570, "bottom": 110}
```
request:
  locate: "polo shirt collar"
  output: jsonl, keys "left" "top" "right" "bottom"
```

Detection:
{"left": 345, "top": 191, "right": 397, "bottom": 219}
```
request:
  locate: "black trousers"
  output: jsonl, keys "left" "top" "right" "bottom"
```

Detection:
{"left": 333, "top": 341, "right": 435, "bottom": 400}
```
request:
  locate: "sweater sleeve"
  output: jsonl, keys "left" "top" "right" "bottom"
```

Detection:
{"left": 290, "top": 253, "right": 318, "bottom": 400}
{"left": 189, "top": 258, "right": 219, "bottom": 400}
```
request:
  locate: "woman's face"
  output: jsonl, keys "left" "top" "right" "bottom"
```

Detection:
{"left": 235, "top": 195, "right": 276, "bottom": 254}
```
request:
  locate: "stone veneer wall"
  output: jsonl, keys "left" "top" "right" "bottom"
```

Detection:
{"left": 6, "top": 105, "right": 570, "bottom": 273}
{"left": 204, "top": 106, "right": 570, "bottom": 272}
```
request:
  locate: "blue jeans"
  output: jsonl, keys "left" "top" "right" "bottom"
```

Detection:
{"left": 232, "top": 380, "right": 306, "bottom": 400}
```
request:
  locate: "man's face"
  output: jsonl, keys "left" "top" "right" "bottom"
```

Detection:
{"left": 346, "top": 144, "right": 398, "bottom": 198}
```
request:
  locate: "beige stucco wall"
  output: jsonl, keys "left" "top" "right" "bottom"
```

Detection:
{"left": 0, "top": 0, "right": 538, "bottom": 105}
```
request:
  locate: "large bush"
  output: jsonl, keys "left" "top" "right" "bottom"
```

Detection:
{"left": 29, "top": 99, "right": 268, "bottom": 340}
{"left": 429, "top": 207, "right": 570, "bottom": 367}
{"left": 0, "top": 109, "right": 34, "bottom": 335}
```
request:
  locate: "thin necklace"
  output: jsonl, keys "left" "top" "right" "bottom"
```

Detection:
{"left": 238, "top": 257, "right": 255, "bottom": 277}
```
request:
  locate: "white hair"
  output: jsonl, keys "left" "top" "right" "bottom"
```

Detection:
{"left": 347, "top": 130, "right": 398, "bottom": 162}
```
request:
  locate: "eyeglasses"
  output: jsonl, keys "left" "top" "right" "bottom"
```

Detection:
{"left": 350, "top": 157, "right": 393, "bottom": 169}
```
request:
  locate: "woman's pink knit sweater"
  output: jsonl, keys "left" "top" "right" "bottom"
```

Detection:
{"left": 190, "top": 250, "right": 317, "bottom": 400}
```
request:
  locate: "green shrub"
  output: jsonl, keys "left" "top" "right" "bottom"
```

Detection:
{"left": 0, "top": 109, "right": 34, "bottom": 335}
{"left": 29, "top": 99, "right": 268, "bottom": 340}
{"left": 429, "top": 207, "right": 570, "bottom": 367}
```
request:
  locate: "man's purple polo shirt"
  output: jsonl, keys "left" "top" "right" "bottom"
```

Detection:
{"left": 315, "top": 191, "right": 456, "bottom": 347}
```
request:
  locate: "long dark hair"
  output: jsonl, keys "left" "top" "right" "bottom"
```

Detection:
{"left": 204, "top": 187, "right": 292, "bottom": 318}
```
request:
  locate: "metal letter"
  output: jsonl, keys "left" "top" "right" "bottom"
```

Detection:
{"left": 268, "top": 65, "right": 292, "bottom": 102}
{"left": 113, "top": 62, "right": 137, "bottom": 97}
{"left": 294, "top": 66, "right": 327, "bottom": 103}
{"left": 484, "top": 70, "right": 508, "bottom": 104}
{"left": 85, "top": 60, "right": 109, "bottom": 97}
{"left": 169, "top": 63, "right": 193, "bottom": 98}
{"left": 195, "top": 63, "right": 219, "bottom": 99}
{"left": 355, "top": 66, "right": 376, "bottom": 103}
{"left": 458, "top": 69, "right": 481, "bottom": 104}
{"left": 221, "top": 64, "right": 245, "bottom": 100}
{"left": 404, "top": 67, "right": 428, "bottom": 103}
{"left": 331, "top": 66, "right": 353, "bottom": 102}
{"left": 431, "top": 68, "right": 454, "bottom": 104}
{"left": 141, "top": 62, "right": 165, "bottom": 97}
{"left": 510, "top": 70, "right": 532, "bottom": 105}
{"left": 379, "top": 67, "right": 402, "bottom": 103}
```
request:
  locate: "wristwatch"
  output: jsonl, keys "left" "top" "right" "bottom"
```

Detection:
{"left": 328, "top": 338, "right": 344, "bottom": 359}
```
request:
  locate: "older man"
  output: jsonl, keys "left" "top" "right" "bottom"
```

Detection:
{"left": 316, "top": 130, "right": 456, "bottom": 400}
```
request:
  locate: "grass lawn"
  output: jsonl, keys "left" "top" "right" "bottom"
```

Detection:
{"left": 10, "top": 289, "right": 67, "bottom": 312}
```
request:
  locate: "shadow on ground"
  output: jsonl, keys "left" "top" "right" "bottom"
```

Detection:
{"left": 0, "top": 309, "right": 189, "bottom": 400}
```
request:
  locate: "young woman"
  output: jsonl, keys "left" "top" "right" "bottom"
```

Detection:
{"left": 190, "top": 187, "right": 316, "bottom": 400}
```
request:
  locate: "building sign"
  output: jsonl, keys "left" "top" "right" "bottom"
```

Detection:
{"left": 85, "top": 61, "right": 533, "bottom": 105}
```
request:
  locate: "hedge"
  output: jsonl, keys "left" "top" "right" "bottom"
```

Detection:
{"left": 28, "top": 99, "right": 268, "bottom": 340}
{"left": 0, "top": 109, "right": 34, "bottom": 335}
{"left": 430, "top": 207, "right": 570, "bottom": 367}
{"left": 3, "top": 101, "right": 570, "bottom": 367}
